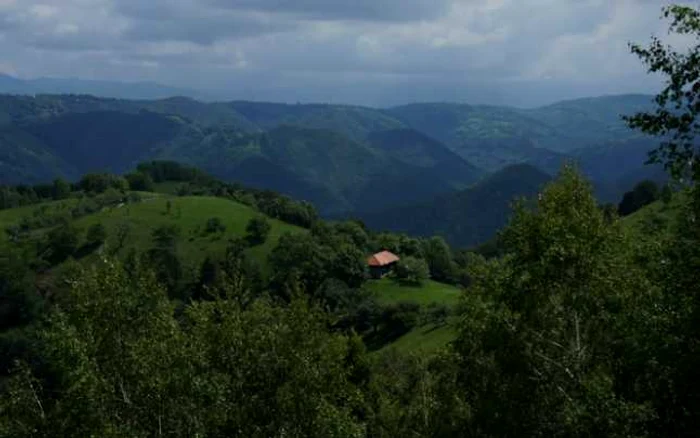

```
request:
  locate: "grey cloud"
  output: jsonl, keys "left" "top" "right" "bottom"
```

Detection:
{"left": 210, "top": 0, "right": 453, "bottom": 22}
{"left": 0, "top": 0, "right": 674, "bottom": 107}
{"left": 115, "top": 0, "right": 297, "bottom": 44}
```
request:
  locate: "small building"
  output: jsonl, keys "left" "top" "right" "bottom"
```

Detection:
{"left": 367, "top": 250, "right": 400, "bottom": 279}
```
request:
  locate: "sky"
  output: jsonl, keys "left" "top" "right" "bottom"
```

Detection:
{"left": 0, "top": 0, "right": 693, "bottom": 107}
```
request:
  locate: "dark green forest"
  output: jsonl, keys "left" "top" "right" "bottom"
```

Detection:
{"left": 2, "top": 4, "right": 700, "bottom": 437}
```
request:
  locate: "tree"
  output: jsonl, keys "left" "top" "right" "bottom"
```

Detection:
{"left": 195, "top": 256, "right": 221, "bottom": 300}
{"left": 329, "top": 244, "right": 367, "bottom": 289}
{"left": 624, "top": 9, "right": 700, "bottom": 432}
{"left": 125, "top": 171, "right": 154, "bottom": 192}
{"left": 86, "top": 223, "right": 107, "bottom": 248}
{"left": 269, "top": 233, "right": 330, "bottom": 298}
{"left": 421, "top": 236, "right": 456, "bottom": 283}
{"left": 246, "top": 216, "right": 271, "bottom": 246}
{"left": 110, "top": 222, "right": 131, "bottom": 255}
{"left": 44, "top": 220, "right": 80, "bottom": 263}
{"left": 204, "top": 217, "right": 226, "bottom": 235}
{"left": 661, "top": 183, "right": 673, "bottom": 205}
{"left": 78, "top": 173, "right": 128, "bottom": 194}
{"left": 0, "top": 251, "right": 40, "bottom": 331}
{"left": 425, "top": 303, "right": 450, "bottom": 326}
{"left": 0, "top": 259, "right": 367, "bottom": 437}
{"left": 381, "top": 302, "right": 422, "bottom": 337}
{"left": 625, "top": 5, "right": 700, "bottom": 181}
{"left": 452, "top": 166, "right": 653, "bottom": 436}
{"left": 52, "top": 178, "right": 71, "bottom": 200}
{"left": 618, "top": 180, "right": 660, "bottom": 216}
{"left": 393, "top": 256, "right": 430, "bottom": 286}
{"left": 147, "top": 225, "right": 182, "bottom": 295}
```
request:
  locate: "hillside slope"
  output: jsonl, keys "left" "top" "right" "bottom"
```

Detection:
{"left": 0, "top": 95, "right": 484, "bottom": 215}
{"left": 359, "top": 164, "right": 551, "bottom": 248}
{"left": 0, "top": 194, "right": 306, "bottom": 273}
{"left": 386, "top": 95, "right": 655, "bottom": 172}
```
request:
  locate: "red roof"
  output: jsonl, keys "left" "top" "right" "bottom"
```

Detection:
{"left": 367, "top": 251, "right": 400, "bottom": 267}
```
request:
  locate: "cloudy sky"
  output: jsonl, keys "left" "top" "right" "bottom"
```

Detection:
{"left": 0, "top": 0, "right": 692, "bottom": 106}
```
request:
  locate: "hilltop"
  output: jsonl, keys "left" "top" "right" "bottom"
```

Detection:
{"left": 0, "top": 92, "right": 661, "bottom": 221}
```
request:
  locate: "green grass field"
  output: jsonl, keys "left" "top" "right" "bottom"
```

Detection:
{"left": 0, "top": 194, "right": 305, "bottom": 274}
{"left": 74, "top": 195, "right": 305, "bottom": 270}
{"left": 623, "top": 190, "right": 686, "bottom": 240}
{"left": 0, "top": 199, "right": 78, "bottom": 232}
{"left": 382, "top": 322, "right": 457, "bottom": 354}
{"left": 366, "top": 277, "right": 463, "bottom": 354}
{"left": 366, "top": 277, "right": 462, "bottom": 307}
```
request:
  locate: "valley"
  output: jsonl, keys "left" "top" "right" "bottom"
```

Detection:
{"left": 0, "top": 92, "right": 663, "bottom": 248}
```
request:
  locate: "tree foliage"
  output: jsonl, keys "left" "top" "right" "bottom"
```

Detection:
{"left": 393, "top": 256, "right": 430, "bottom": 285}
{"left": 245, "top": 216, "right": 271, "bottom": 246}
{"left": 0, "top": 260, "right": 367, "bottom": 437}
{"left": 626, "top": 5, "right": 700, "bottom": 179}
{"left": 451, "top": 166, "right": 654, "bottom": 436}
{"left": 618, "top": 179, "right": 660, "bottom": 216}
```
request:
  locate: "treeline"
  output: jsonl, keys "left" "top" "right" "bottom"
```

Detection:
{"left": 2, "top": 165, "right": 700, "bottom": 436}
{"left": 3, "top": 7, "right": 700, "bottom": 434}
{"left": 0, "top": 160, "right": 318, "bottom": 228}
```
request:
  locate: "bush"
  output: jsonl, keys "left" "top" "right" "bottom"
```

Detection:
{"left": 125, "top": 171, "right": 155, "bottom": 192}
{"left": 425, "top": 303, "right": 451, "bottom": 326}
{"left": 661, "top": 184, "right": 673, "bottom": 205}
{"left": 382, "top": 302, "right": 422, "bottom": 336}
{"left": 45, "top": 221, "right": 81, "bottom": 263}
{"left": 618, "top": 180, "right": 660, "bottom": 216}
{"left": 86, "top": 223, "right": 107, "bottom": 247}
{"left": 246, "top": 216, "right": 271, "bottom": 246}
{"left": 204, "top": 217, "right": 226, "bottom": 234}
{"left": 393, "top": 256, "right": 430, "bottom": 285}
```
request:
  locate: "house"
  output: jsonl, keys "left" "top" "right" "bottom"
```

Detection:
{"left": 367, "top": 250, "right": 400, "bottom": 279}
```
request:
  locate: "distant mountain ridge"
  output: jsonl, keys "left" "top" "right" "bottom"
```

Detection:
{"left": 358, "top": 164, "right": 552, "bottom": 248}
{"left": 0, "top": 91, "right": 663, "bottom": 245}
{"left": 0, "top": 73, "right": 208, "bottom": 101}
{"left": 0, "top": 95, "right": 483, "bottom": 214}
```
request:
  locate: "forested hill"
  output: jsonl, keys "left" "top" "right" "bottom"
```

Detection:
{"left": 0, "top": 92, "right": 660, "bottom": 219}
{"left": 0, "top": 94, "right": 486, "bottom": 215}
{"left": 358, "top": 164, "right": 552, "bottom": 248}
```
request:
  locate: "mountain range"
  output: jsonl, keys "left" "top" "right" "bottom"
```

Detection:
{"left": 0, "top": 90, "right": 664, "bottom": 246}
{"left": 0, "top": 73, "right": 209, "bottom": 101}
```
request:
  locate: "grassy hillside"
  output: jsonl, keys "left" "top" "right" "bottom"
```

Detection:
{"left": 367, "top": 277, "right": 461, "bottom": 307}
{"left": 0, "top": 194, "right": 306, "bottom": 273}
{"left": 382, "top": 323, "right": 457, "bottom": 354}
{"left": 365, "top": 277, "right": 462, "bottom": 354}
{"left": 622, "top": 189, "right": 687, "bottom": 241}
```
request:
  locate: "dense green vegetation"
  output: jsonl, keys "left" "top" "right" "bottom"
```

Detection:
{"left": 1, "top": 87, "right": 664, "bottom": 246}
{"left": 0, "top": 98, "right": 484, "bottom": 214}
{"left": 3, "top": 6, "right": 700, "bottom": 436}
{"left": 4, "top": 157, "right": 700, "bottom": 435}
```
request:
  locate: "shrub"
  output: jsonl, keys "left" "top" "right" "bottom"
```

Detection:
{"left": 204, "top": 217, "right": 226, "bottom": 234}
{"left": 393, "top": 256, "right": 430, "bottom": 285}
{"left": 86, "top": 223, "right": 107, "bottom": 247}
{"left": 246, "top": 216, "right": 271, "bottom": 246}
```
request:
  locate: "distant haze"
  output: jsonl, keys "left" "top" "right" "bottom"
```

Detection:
{"left": 0, "top": 0, "right": 681, "bottom": 107}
